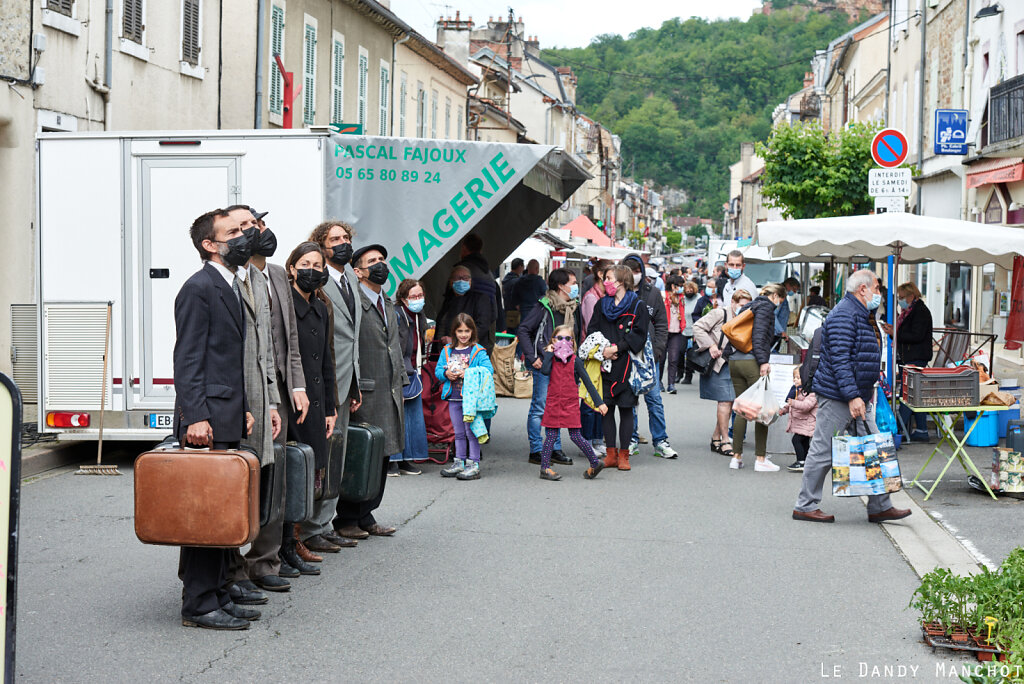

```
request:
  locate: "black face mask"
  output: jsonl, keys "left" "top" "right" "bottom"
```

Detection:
{"left": 330, "top": 243, "right": 353, "bottom": 266}
{"left": 367, "top": 262, "right": 390, "bottom": 286}
{"left": 295, "top": 268, "right": 327, "bottom": 293}
{"left": 218, "top": 234, "right": 252, "bottom": 267}
{"left": 252, "top": 228, "right": 278, "bottom": 257}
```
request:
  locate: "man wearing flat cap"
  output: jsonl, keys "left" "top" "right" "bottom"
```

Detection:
{"left": 334, "top": 244, "right": 406, "bottom": 539}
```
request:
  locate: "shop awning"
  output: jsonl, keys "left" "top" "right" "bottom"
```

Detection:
{"left": 966, "top": 156, "right": 1024, "bottom": 189}
{"left": 564, "top": 215, "right": 612, "bottom": 247}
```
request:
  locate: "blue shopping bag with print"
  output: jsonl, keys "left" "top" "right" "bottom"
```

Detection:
{"left": 832, "top": 421, "right": 902, "bottom": 497}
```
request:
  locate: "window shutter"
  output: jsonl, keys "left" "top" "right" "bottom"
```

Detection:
{"left": 331, "top": 39, "right": 344, "bottom": 123}
{"left": 48, "top": 0, "right": 74, "bottom": 18}
{"left": 303, "top": 23, "right": 317, "bottom": 125}
{"left": 378, "top": 66, "right": 389, "bottom": 135}
{"left": 182, "top": 0, "right": 200, "bottom": 65}
{"left": 357, "top": 53, "right": 368, "bottom": 127}
{"left": 430, "top": 90, "right": 438, "bottom": 138}
{"left": 456, "top": 106, "right": 463, "bottom": 139}
{"left": 445, "top": 98, "right": 451, "bottom": 139}
{"left": 269, "top": 5, "right": 284, "bottom": 115}
{"left": 399, "top": 74, "right": 407, "bottom": 137}
{"left": 123, "top": 0, "right": 143, "bottom": 44}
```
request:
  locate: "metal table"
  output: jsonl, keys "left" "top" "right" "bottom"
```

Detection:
{"left": 902, "top": 401, "right": 1009, "bottom": 501}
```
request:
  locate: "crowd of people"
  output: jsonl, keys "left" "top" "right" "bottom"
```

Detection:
{"left": 170, "top": 211, "right": 920, "bottom": 630}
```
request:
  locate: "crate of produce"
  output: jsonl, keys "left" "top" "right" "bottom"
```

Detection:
{"left": 902, "top": 366, "right": 979, "bottom": 408}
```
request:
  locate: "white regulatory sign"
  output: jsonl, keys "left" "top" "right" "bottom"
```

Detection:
{"left": 868, "top": 168, "right": 912, "bottom": 197}
{"left": 874, "top": 196, "right": 905, "bottom": 214}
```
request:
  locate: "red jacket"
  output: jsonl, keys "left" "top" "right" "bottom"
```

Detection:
{"left": 665, "top": 294, "right": 686, "bottom": 333}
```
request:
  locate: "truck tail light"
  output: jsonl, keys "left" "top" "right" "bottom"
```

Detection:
{"left": 46, "top": 412, "right": 91, "bottom": 428}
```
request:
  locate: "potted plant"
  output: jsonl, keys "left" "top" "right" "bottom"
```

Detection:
{"left": 910, "top": 569, "right": 947, "bottom": 635}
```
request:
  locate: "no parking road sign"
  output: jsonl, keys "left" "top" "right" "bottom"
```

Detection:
{"left": 871, "top": 129, "right": 909, "bottom": 168}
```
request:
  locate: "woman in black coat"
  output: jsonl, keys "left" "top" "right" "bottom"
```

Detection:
{"left": 728, "top": 283, "right": 786, "bottom": 472}
{"left": 591, "top": 264, "right": 650, "bottom": 471}
{"left": 882, "top": 281, "right": 933, "bottom": 441}
{"left": 393, "top": 278, "right": 429, "bottom": 474}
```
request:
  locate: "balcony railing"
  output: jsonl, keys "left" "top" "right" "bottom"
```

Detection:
{"left": 989, "top": 74, "right": 1024, "bottom": 145}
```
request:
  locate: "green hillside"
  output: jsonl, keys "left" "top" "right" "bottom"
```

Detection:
{"left": 545, "top": 7, "right": 858, "bottom": 217}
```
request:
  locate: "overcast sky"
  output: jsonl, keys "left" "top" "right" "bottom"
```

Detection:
{"left": 389, "top": 0, "right": 765, "bottom": 49}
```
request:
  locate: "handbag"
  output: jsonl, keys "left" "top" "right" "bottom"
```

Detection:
{"left": 722, "top": 308, "right": 754, "bottom": 353}
{"left": 403, "top": 370, "right": 423, "bottom": 400}
{"left": 831, "top": 420, "right": 902, "bottom": 497}
{"left": 686, "top": 332, "right": 725, "bottom": 377}
{"left": 629, "top": 337, "right": 656, "bottom": 395}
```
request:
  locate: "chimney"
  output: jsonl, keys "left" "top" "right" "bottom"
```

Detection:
{"left": 803, "top": 71, "right": 814, "bottom": 88}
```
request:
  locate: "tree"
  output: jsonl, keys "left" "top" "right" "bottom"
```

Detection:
{"left": 757, "top": 121, "right": 886, "bottom": 219}
{"left": 686, "top": 224, "right": 709, "bottom": 239}
{"left": 665, "top": 229, "right": 683, "bottom": 252}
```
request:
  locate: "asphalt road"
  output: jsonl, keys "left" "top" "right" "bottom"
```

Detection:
{"left": 15, "top": 387, "right": 967, "bottom": 682}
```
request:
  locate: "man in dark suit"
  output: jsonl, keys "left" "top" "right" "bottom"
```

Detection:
{"left": 173, "top": 208, "right": 257, "bottom": 630}
{"left": 335, "top": 244, "right": 405, "bottom": 540}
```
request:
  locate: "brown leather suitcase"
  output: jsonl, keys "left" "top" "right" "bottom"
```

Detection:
{"left": 134, "top": 446, "right": 260, "bottom": 547}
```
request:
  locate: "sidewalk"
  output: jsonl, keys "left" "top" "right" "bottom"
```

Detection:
{"left": 15, "top": 388, "right": 967, "bottom": 682}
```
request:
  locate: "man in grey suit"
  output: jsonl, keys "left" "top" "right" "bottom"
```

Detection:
{"left": 335, "top": 243, "right": 406, "bottom": 540}
{"left": 301, "top": 220, "right": 364, "bottom": 552}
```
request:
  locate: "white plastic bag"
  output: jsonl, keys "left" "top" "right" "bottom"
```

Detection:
{"left": 732, "top": 375, "right": 782, "bottom": 426}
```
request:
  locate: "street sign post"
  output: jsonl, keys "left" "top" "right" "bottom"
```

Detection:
{"left": 868, "top": 168, "right": 912, "bottom": 197}
{"left": 871, "top": 129, "right": 910, "bottom": 168}
{"left": 874, "top": 196, "right": 906, "bottom": 213}
{"left": 934, "top": 109, "right": 969, "bottom": 155}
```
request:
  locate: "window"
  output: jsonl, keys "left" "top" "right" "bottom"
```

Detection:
{"left": 379, "top": 61, "right": 389, "bottom": 135}
{"left": 302, "top": 17, "right": 317, "bottom": 126}
{"left": 331, "top": 33, "right": 344, "bottom": 123}
{"left": 123, "top": 0, "right": 144, "bottom": 44}
{"left": 269, "top": 3, "right": 285, "bottom": 116}
{"left": 444, "top": 97, "right": 451, "bottom": 139}
{"left": 431, "top": 89, "right": 438, "bottom": 138}
{"left": 47, "top": 0, "right": 73, "bottom": 17}
{"left": 357, "top": 47, "right": 368, "bottom": 128}
{"left": 181, "top": 0, "right": 201, "bottom": 66}
{"left": 399, "top": 72, "right": 407, "bottom": 137}
{"left": 1019, "top": 32, "right": 1024, "bottom": 75}
{"left": 416, "top": 82, "right": 425, "bottom": 137}
{"left": 456, "top": 106, "right": 463, "bottom": 139}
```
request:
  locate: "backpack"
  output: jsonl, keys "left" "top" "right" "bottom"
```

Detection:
{"left": 799, "top": 327, "right": 824, "bottom": 392}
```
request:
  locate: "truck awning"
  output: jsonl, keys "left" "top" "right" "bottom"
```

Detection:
{"left": 324, "top": 134, "right": 589, "bottom": 308}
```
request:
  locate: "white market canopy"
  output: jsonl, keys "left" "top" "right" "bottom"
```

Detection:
{"left": 754, "top": 213, "right": 1024, "bottom": 269}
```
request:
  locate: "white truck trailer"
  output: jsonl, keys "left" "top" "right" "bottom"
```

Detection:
{"left": 36, "top": 129, "right": 584, "bottom": 440}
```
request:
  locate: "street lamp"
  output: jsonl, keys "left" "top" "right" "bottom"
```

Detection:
{"left": 975, "top": 3, "right": 1002, "bottom": 18}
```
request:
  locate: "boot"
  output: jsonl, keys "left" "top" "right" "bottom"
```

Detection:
{"left": 279, "top": 538, "right": 320, "bottom": 576}
{"left": 604, "top": 447, "right": 619, "bottom": 468}
{"left": 292, "top": 524, "right": 323, "bottom": 563}
{"left": 681, "top": 370, "right": 693, "bottom": 385}
{"left": 618, "top": 448, "right": 631, "bottom": 471}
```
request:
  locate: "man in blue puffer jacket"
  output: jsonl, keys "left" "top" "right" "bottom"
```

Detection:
{"left": 793, "top": 269, "right": 911, "bottom": 524}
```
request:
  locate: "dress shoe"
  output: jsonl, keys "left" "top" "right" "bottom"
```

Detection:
{"left": 398, "top": 461, "right": 422, "bottom": 475}
{"left": 304, "top": 534, "right": 341, "bottom": 553}
{"left": 321, "top": 530, "right": 358, "bottom": 548}
{"left": 792, "top": 509, "right": 835, "bottom": 523}
{"left": 360, "top": 523, "right": 396, "bottom": 537}
{"left": 868, "top": 507, "right": 912, "bottom": 524}
{"left": 222, "top": 601, "right": 261, "bottom": 621}
{"left": 277, "top": 560, "right": 300, "bottom": 579}
{"left": 528, "top": 452, "right": 542, "bottom": 465}
{"left": 227, "top": 582, "right": 268, "bottom": 605}
{"left": 280, "top": 542, "right": 320, "bottom": 575}
{"left": 295, "top": 538, "right": 323, "bottom": 563}
{"left": 181, "top": 608, "right": 249, "bottom": 630}
{"left": 336, "top": 524, "right": 370, "bottom": 539}
{"left": 551, "top": 450, "right": 573, "bottom": 466}
{"left": 253, "top": 575, "right": 291, "bottom": 592}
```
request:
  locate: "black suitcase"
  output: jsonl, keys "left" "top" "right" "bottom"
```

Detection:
{"left": 284, "top": 442, "right": 316, "bottom": 523}
{"left": 259, "top": 444, "right": 285, "bottom": 527}
{"left": 338, "top": 423, "right": 387, "bottom": 503}
{"left": 319, "top": 429, "right": 347, "bottom": 500}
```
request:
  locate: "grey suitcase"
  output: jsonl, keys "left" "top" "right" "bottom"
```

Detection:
{"left": 284, "top": 442, "right": 315, "bottom": 523}
{"left": 259, "top": 444, "right": 285, "bottom": 527}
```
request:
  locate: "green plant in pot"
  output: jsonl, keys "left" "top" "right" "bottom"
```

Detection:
{"left": 911, "top": 568, "right": 950, "bottom": 634}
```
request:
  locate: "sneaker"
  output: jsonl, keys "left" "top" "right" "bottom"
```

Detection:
{"left": 754, "top": 458, "right": 780, "bottom": 472}
{"left": 456, "top": 460, "right": 481, "bottom": 480}
{"left": 637, "top": 436, "right": 649, "bottom": 444}
{"left": 666, "top": 387, "right": 677, "bottom": 394}
{"left": 441, "top": 458, "right": 465, "bottom": 478}
{"left": 387, "top": 462, "right": 401, "bottom": 477}
{"left": 653, "top": 441, "right": 678, "bottom": 459}
{"left": 729, "top": 457, "right": 744, "bottom": 469}
{"left": 591, "top": 441, "right": 606, "bottom": 457}
{"left": 910, "top": 430, "right": 930, "bottom": 443}
{"left": 629, "top": 441, "right": 639, "bottom": 456}
{"left": 787, "top": 460, "right": 805, "bottom": 472}
{"left": 397, "top": 461, "right": 422, "bottom": 475}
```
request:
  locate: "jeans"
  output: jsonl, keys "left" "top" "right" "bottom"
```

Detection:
{"left": 528, "top": 368, "right": 561, "bottom": 453}
{"left": 898, "top": 403, "right": 928, "bottom": 433}
{"left": 632, "top": 363, "right": 668, "bottom": 444}
{"left": 665, "top": 333, "right": 683, "bottom": 388}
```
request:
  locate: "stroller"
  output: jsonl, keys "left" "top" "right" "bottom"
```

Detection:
{"left": 418, "top": 339, "right": 454, "bottom": 464}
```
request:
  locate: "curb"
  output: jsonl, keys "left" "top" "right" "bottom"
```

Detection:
{"left": 20, "top": 441, "right": 91, "bottom": 479}
{"left": 866, "top": 489, "right": 982, "bottom": 578}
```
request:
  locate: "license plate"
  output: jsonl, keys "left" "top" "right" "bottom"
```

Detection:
{"left": 148, "top": 413, "right": 173, "bottom": 429}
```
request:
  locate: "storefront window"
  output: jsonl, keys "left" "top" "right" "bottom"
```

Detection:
{"left": 980, "top": 263, "right": 997, "bottom": 334}
{"left": 944, "top": 263, "right": 971, "bottom": 329}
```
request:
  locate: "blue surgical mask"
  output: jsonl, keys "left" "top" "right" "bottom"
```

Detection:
{"left": 867, "top": 293, "right": 882, "bottom": 310}
{"left": 568, "top": 283, "right": 579, "bottom": 300}
{"left": 900, "top": 298, "right": 912, "bottom": 309}
{"left": 705, "top": 286, "right": 715, "bottom": 296}
{"left": 453, "top": 280, "right": 471, "bottom": 295}
{"left": 406, "top": 298, "right": 425, "bottom": 313}
{"left": 728, "top": 268, "right": 742, "bottom": 280}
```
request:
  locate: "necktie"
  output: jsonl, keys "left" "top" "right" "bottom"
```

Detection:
{"left": 240, "top": 275, "right": 255, "bottom": 311}
{"left": 376, "top": 296, "right": 386, "bottom": 323}
{"left": 340, "top": 273, "right": 356, "bottom": 318}
{"left": 231, "top": 276, "right": 244, "bottom": 319}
